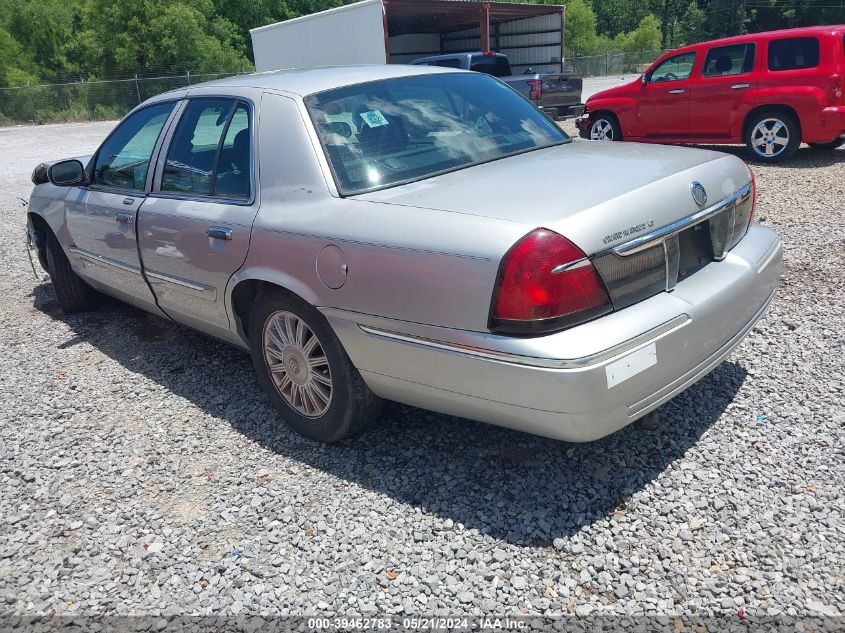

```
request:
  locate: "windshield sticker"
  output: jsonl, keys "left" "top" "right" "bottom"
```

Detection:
{"left": 360, "top": 110, "right": 389, "bottom": 128}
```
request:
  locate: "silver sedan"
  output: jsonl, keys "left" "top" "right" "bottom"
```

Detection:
{"left": 27, "top": 65, "right": 781, "bottom": 443}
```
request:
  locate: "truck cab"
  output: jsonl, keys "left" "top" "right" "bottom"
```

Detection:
{"left": 412, "top": 51, "right": 584, "bottom": 120}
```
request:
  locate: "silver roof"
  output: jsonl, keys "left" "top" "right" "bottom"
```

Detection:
{"left": 184, "top": 64, "right": 460, "bottom": 97}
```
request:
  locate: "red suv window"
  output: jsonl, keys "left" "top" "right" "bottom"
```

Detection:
{"left": 768, "top": 37, "right": 820, "bottom": 71}
{"left": 703, "top": 43, "right": 755, "bottom": 77}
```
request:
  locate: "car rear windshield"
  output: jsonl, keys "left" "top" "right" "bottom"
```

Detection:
{"left": 305, "top": 73, "right": 568, "bottom": 196}
{"left": 469, "top": 54, "right": 512, "bottom": 77}
{"left": 768, "top": 37, "right": 820, "bottom": 71}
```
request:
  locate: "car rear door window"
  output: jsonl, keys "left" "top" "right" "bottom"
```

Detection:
{"left": 649, "top": 52, "right": 696, "bottom": 82}
{"left": 92, "top": 102, "right": 174, "bottom": 191}
{"left": 161, "top": 99, "right": 251, "bottom": 199}
{"left": 703, "top": 43, "right": 755, "bottom": 77}
{"left": 434, "top": 59, "right": 462, "bottom": 69}
{"left": 768, "top": 37, "right": 820, "bottom": 71}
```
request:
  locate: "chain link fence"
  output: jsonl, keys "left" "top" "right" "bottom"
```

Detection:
{"left": 0, "top": 72, "right": 240, "bottom": 125}
{"left": 567, "top": 48, "right": 671, "bottom": 77}
{"left": 0, "top": 50, "right": 671, "bottom": 125}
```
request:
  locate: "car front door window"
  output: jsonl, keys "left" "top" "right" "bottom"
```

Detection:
{"left": 92, "top": 102, "right": 175, "bottom": 191}
{"left": 650, "top": 52, "right": 697, "bottom": 83}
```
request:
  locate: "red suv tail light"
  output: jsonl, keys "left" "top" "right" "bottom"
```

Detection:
{"left": 490, "top": 228, "right": 612, "bottom": 334}
{"left": 830, "top": 73, "right": 843, "bottom": 103}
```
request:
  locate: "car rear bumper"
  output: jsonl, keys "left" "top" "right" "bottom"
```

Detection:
{"left": 820, "top": 105, "right": 845, "bottom": 133}
{"left": 544, "top": 103, "right": 585, "bottom": 120}
{"left": 324, "top": 224, "right": 781, "bottom": 442}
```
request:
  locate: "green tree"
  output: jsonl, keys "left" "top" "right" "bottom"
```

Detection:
{"left": 82, "top": 0, "right": 251, "bottom": 77}
{"left": 564, "top": 0, "right": 599, "bottom": 56}
{"left": 677, "top": 1, "right": 706, "bottom": 45}
{"left": 614, "top": 14, "right": 662, "bottom": 54}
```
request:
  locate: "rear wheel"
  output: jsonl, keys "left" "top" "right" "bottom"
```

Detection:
{"left": 249, "top": 290, "right": 382, "bottom": 443}
{"left": 744, "top": 110, "right": 800, "bottom": 163}
{"left": 44, "top": 230, "right": 101, "bottom": 313}
{"left": 808, "top": 137, "right": 845, "bottom": 151}
{"left": 589, "top": 114, "right": 621, "bottom": 141}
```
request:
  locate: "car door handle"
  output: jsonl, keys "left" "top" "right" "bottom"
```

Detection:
{"left": 206, "top": 226, "right": 233, "bottom": 241}
{"left": 668, "top": 89, "right": 685, "bottom": 94}
{"left": 731, "top": 83, "right": 750, "bottom": 89}
{"left": 114, "top": 212, "right": 134, "bottom": 224}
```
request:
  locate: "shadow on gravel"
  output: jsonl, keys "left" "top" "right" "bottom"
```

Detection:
{"left": 688, "top": 144, "right": 844, "bottom": 168}
{"left": 33, "top": 283, "right": 746, "bottom": 547}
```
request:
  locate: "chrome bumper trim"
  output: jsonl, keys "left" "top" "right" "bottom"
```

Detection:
{"left": 613, "top": 183, "right": 752, "bottom": 256}
{"left": 358, "top": 314, "right": 690, "bottom": 370}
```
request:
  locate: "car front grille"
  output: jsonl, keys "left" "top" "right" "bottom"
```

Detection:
{"left": 592, "top": 184, "right": 754, "bottom": 311}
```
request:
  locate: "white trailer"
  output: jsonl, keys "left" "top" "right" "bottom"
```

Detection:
{"left": 250, "top": 0, "right": 566, "bottom": 75}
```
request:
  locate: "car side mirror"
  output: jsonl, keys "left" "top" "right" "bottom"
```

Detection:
{"left": 48, "top": 159, "right": 86, "bottom": 187}
{"left": 641, "top": 74, "right": 649, "bottom": 85}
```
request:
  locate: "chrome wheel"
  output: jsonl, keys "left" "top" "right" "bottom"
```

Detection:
{"left": 263, "top": 310, "right": 332, "bottom": 418}
{"left": 751, "top": 117, "right": 789, "bottom": 158}
{"left": 590, "top": 118, "right": 614, "bottom": 141}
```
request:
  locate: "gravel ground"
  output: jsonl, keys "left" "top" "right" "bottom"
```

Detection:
{"left": 1, "top": 119, "right": 843, "bottom": 627}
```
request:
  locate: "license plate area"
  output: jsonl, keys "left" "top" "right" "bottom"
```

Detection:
{"left": 677, "top": 221, "right": 713, "bottom": 282}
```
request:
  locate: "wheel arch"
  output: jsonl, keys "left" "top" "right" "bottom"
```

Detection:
{"left": 27, "top": 212, "right": 53, "bottom": 271}
{"left": 741, "top": 104, "right": 802, "bottom": 142}
{"left": 227, "top": 271, "right": 322, "bottom": 344}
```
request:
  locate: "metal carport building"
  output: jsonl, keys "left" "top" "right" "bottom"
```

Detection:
{"left": 251, "top": 0, "right": 567, "bottom": 74}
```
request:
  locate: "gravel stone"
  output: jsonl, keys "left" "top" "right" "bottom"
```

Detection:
{"left": 0, "top": 100, "right": 843, "bottom": 622}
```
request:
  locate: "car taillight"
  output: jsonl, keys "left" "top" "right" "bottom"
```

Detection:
{"left": 490, "top": 228, "right": 612, "bottom": 334}
{"left": 725, "top": 169, "right": 757, "bottom": 251}
{"left": 527, "top": 79, "right": 542, "bottom": 102}
{"left": 830, "top": 73, "right": 843, "bottom": 102}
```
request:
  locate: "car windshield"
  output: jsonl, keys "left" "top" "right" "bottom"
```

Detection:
{"left": 305, "top": 73, "right": 569, "bottom": 196}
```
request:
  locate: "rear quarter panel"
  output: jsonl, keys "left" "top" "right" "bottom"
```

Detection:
{"left": 229, "top": 90, "right": 527, "bottom": 333}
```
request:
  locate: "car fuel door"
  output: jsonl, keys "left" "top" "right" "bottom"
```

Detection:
{"left": 65, "top": 101, "right": 178, "bottom": 313}
{"left": 137, "top": 98, "right": 257, "bottom": 337}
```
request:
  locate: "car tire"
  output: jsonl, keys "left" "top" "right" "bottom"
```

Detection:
{"left": 249, "top": 290, "right": 383, "bottom": 443}
{"left": 808, "top": 137, "right": 845, "bottom": 151}
{"left": 589, "top": 113, "right": 621, "bottom": 141}
{"left": 744, "top": 110, "right": 801, "bottom": 163}
{"left": 44, "top": 230, "right": 102, "bottom": 313}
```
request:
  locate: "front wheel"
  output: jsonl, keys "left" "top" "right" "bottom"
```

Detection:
{"left": 249, "top": 290, "right": 382, "bottom": 443}
{"left": 45, "top": 230, "right": 101, "bottom": 313}
{"left": 589, "top": 114, "right": 621, "bottom": 141}
{"left": 744, "top": 111, "right": 800, "bottom": 163}
{"left": 808, "top": 137, "right": 845, "bottom": 151}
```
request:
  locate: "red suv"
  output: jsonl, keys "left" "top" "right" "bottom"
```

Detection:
{"left": 576, "top": 26, "right": 845, "bottom": 162}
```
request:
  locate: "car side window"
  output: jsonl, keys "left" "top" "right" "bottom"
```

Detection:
{"left": 214, "top": 104, "right": 251, "bottom": 199}
{"left": 434, "top": 59, "right": 462, "bottom": 69}
{"left": 703, "top": 43, "right": 755, "bottom": 77}
{"left": 768, "top": 37, "right": 820, "bottom": 71}
{"left": 92, "top": 102, "right": 175, "bottom": 191}
{"left": 161, "top": 99, "right": 251, "bottom": 199}
{"left": 649, "top": 52, "right": 696, "bottom": 83}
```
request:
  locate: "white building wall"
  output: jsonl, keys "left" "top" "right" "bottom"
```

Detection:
{"left": 250, "top": 0, "right": 387, "bottom": 71}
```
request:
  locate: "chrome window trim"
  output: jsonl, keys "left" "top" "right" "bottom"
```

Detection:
{"left": 359, "top": 314, "right": 690, "bottom": 370}
{"left": 68, "top": 247, "right": 142, "bottom": 275}
{"left": 612, "top": 183, "right": 752, "bottom": 256}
